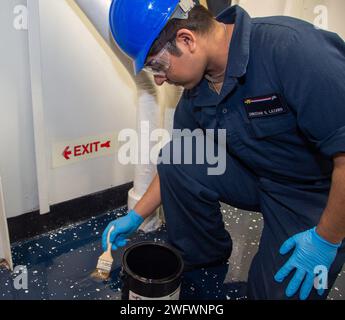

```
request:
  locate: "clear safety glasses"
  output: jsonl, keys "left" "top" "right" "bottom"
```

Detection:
{"left": 143, "top": 42, "right": 172, "bottom": 77}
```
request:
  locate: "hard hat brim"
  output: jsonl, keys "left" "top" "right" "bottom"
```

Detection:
{"left": 133, "top": 47, "right": 149, "bottom": 75}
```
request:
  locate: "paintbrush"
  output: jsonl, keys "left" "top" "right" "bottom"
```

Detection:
{"left": 91, "top": 225, "right": 115, "bottom": 281}
{"left": 0, "top": 259, "right": 10, "bottom": 271}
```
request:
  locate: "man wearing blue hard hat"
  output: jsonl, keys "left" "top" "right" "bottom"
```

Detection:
{"left": 103, "top": 0, "right": 345, "bottom": 300}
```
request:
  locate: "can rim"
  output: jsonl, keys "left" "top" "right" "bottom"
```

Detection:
{"left": 122, "top": 241, "right": 184, "bottom": 285}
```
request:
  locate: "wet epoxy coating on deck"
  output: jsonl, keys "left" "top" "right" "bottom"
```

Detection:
{"left": 0, "top": 206, "right": 344, "bottom": 300}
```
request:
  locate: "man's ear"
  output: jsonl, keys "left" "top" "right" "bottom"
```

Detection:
{"left": 175, "top": 28, "right": 197, "bottom": 53}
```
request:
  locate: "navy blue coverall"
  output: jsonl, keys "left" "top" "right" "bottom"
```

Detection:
{"left": 157, "top": 5, "right": 345, "bottom": 299}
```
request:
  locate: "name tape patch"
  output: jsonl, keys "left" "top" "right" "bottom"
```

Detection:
{"left": 244, "top": 94, "right": 289, "bottom": 119}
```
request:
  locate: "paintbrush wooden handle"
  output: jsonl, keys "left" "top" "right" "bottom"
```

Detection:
{"left": 106, "top": 225, "right": 115, "bottom": 254}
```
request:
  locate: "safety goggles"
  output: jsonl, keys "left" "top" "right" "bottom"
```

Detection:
{"left": 143, "top": 42, "right": 172, "bottom": 77}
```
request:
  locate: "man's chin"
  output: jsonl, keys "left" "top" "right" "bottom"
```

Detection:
{"left": 183, "top": 83, "right": 197, "bottom": 90}
{"left": 167, "top": 80, "right": 196, "bottom": 90}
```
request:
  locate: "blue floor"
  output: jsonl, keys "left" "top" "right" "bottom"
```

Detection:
{"left": 0, "top": 206, "right": 246, "bottom": 300}
{"left": 1, "top": 205, "right": 343, "bottom": 300}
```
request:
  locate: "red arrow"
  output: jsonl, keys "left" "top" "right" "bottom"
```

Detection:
{"left": 63, "top": 146, "right": 72, "bottom": 160}
{"left": 101, "top": 141, "right": 111, "bottom": 149}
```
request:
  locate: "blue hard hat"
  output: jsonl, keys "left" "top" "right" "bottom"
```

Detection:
{"left": 109, "top": 0, "right": 180, "bottom": 75}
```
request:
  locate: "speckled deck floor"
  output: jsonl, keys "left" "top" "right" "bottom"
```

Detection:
{"left": 0, "top": 205, "right": 344, "bottom": 300}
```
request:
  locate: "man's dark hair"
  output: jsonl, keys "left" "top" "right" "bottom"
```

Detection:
{"left": 147, "top": 5, "right": 215, "bottom": 60}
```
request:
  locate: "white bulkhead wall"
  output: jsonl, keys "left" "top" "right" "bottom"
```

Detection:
{"left": 0, "top": 0, "right": 136, "bottom": 218}
{"left": 39, "top": 1, "right": 136, "bottom": 206}
{"left": 0, "top": 0, "right": 38, "bottom": 219}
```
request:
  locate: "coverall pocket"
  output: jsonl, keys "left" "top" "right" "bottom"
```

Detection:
{"left": 247, "top": 114, "right": 297, "bottom": 139}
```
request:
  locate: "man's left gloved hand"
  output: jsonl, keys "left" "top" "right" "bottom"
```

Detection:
{"left": 274, "top": 227, "right": 341, "bottom": 300}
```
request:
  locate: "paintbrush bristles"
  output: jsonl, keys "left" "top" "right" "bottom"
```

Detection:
{"left": 96, "top": 253, "right": 113, "bottom": 271}
{"left": 91, "top": 252, "right": 113, "bottom": 281}
{"left": 90, "top": 269, "right": 111, "bottom": 281}
{"left": 0, "top": 259, "right": 10, "bottom": 271}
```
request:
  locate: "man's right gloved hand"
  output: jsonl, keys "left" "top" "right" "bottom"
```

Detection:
{"left": 102, "top": 210, "right": 144, "bottom": 251}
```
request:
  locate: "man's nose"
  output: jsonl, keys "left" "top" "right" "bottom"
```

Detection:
{"left": 154, "top": 75, "right": 167, "bottom": 86}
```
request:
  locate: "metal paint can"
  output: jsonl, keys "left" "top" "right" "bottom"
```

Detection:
{"left": 121, "top": 242, "right": 184, "bottom": 300}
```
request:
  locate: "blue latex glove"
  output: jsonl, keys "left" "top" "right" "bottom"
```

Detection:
{"left": 274, "top": 227, "right": 341, "bottom": 300}
{"left": 102, "top": 210, "right": 144, "bottom": 251}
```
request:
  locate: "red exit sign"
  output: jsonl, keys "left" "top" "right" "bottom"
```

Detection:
{"left": 63, "top": 141, "right": 112, "bottom": 160}
{"left": 52, "top": 134, "right": 117, "bottom": 168}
